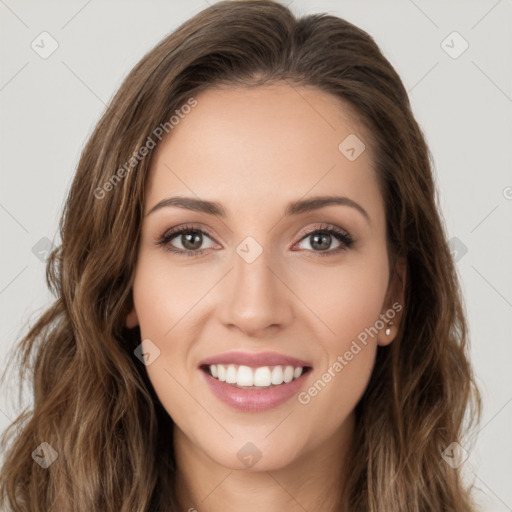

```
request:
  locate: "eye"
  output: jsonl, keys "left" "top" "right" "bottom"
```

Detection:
{"left": 156, "top": 223, "right": 355, "bottom": 258}
{"left": 156, "top": 224, "right": 218, "bottom": 257}
{"left": 292, "top": 224, "right": 354, "bottom": 257}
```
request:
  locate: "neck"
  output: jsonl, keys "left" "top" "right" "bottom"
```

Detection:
{"left": 173, "top": 412, "right": 355, "bottom": 512}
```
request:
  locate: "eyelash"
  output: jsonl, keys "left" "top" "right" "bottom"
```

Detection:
{"left": 156, "top": 223, "right": 355, "bottom": 259}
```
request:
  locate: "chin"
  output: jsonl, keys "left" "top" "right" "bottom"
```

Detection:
{"left": 201, "top": 433, "right": 307, "bottom": 472}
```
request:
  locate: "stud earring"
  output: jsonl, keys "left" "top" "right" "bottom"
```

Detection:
{"left": 385, "top": 322, "right": 393, "bottom": 336}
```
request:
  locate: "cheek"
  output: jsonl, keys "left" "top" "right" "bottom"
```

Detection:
{"left": 288, "top": 246, "right": 390, "bottom": 346}
{"left": 132, "top": 251, "right": 215, "bottom": 339}
{"left": 131, "top": 257, "right": 205, "bottom": 433}
{"left": 130, "top": 251, "right": 218, "bottom": 408}
{"left": 290, "top": 248, "right": 388, "bottom": 424}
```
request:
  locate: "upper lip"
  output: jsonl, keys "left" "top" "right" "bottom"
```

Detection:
{"left": 199, "top": 351, "right": 312, "bottom": 368}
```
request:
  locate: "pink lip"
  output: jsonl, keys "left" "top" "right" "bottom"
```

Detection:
{"left": 198, "top": 351, "right": 312, "bottom": 368}
{"left": 200, "top": 369, "right": 311, "bottom": 412}
{"left": 198, "top": 351, "right": 313, "bottom": 412}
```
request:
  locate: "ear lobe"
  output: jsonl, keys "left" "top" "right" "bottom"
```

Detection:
{"left": 125, "top": 307, "right": 139, "bottom": 328}
{"left": 377, "top": 256, "right": 406, "bottom": 346}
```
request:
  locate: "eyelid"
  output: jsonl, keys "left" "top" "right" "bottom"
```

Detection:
{"left": 295, "top": 223, "right": 351, "bottom": 242}
{"left": 157, "top": 223, "right": 217, "bottom": 243}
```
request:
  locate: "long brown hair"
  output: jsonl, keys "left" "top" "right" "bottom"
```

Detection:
{"left": 0, "top": 1, "right": 481, "bottom": 510}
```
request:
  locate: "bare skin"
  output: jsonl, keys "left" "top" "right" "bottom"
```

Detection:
{"left": 126, "top": 82, "right": 405, "bottom": 511}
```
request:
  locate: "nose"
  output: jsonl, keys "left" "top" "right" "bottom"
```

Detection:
{"left": 217, "top": 246, "right": 294, "bottom": 337}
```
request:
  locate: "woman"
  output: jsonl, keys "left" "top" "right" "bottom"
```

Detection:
{"left": 0, "top": 1, "right": 481, "bottom": 510}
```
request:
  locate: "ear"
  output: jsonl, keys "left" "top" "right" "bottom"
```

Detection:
{"left": 125, "top": 306, "right": 139, "bottom": 329}
{"left": 377, "top": 256, "right": 406, "bottom": 347}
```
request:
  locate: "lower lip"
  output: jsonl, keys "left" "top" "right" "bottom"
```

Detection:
{"left": 201, "top": 369, "right": 310, "bottom": 412}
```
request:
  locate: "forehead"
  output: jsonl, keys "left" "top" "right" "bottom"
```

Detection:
{"left": 146, "top": 83, "right": 383, "bottom": 227}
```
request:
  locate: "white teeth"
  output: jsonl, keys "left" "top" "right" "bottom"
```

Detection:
{"left": 254, "top": 367, "right": 272, "bottom": 387}
{"left": 237, "top": 365, "right": 254, "bottom": 386}
{"left": 217, "top": 364, "right": 226, "bottom": 382}
{"left": 283, "top": 365, "right": 294, "bottom": 383}
{"left": 208, "top": 364, "right": 306, "bottom": 387}
{"left": 225, "top": 364, "right": 237, "bottom": 384}
{"left": 271, "top": 366, "right": 284, "bottom": 385}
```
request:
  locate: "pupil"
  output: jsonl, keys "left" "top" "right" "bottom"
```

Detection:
{"left": 183, "top": 232, "right": 202, "bottom": 250}
{"left": 311, "top": 233, "right": 330, "bottom": 251}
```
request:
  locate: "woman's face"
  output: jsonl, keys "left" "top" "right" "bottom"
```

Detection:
{"left": 127, "top": 82, "right": 404, "bottom": 472}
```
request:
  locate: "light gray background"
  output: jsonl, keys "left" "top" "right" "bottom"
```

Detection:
{"left": 1, "top": 1, "right": 511, "bottom": 510}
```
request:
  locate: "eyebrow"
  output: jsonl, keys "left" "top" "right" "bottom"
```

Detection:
{"left": 147, "top": 195, "right": 370, "bottom": 224}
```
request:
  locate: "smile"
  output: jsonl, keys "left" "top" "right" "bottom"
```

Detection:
{"left": 198, "top": 351, "right": 313, "bottom": 412}
{"left": 205, "top": 364, "right": 306, "bottom": 388}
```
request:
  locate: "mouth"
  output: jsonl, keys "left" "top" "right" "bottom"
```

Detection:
{"left": 198, "top": 351, "right": 313, "bottom": 412}
{"left": 200, "top": 363, "right": 312, "bottom": 389}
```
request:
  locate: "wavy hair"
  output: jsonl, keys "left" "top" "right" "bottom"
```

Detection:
{"left": 0, "top": 1, "right": 481, "bottom": 510}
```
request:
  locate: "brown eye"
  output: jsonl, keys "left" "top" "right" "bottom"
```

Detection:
{"left": 308, "top": 232, "right": 337, "bottom": 251}
{"left": 176, "top": 230, "right": 204, "bottom": 251}
{"left": 294, "top": 226, "right": 354, "bottom": 256}
{"left": 157, "top": 225, "right": 218, "bottom": 257}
